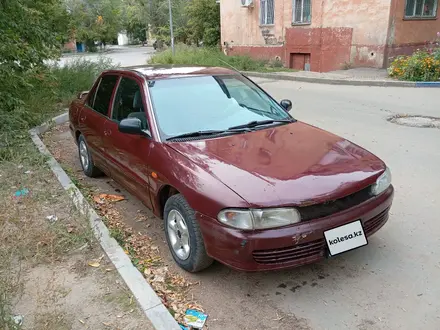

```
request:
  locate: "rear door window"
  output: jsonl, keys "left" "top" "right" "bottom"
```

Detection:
{"left": 90, "top": 75, "right": 118, "bottom": 116}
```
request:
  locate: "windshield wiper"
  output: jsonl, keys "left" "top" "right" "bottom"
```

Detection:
{"left": 228, "top": 119, "right": 293, "bottom": 130}
{"left": 166, "top": 129, "right": 244, "bottom": 141}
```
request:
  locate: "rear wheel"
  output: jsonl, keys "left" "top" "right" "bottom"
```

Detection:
{"left": 78, "top": 134, "right": 102, "bottom": 178}
{"left": 164, "top": 194, "right": 213, "bottom": 272}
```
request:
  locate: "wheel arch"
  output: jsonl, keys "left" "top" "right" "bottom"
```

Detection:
{"left": 157, "top": 184, "right": 180, "bottom": 219}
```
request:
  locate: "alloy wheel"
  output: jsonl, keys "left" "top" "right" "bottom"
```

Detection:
{"left": 167, "top": 209, "right": 191, "bottom": 260}
{"left": 79, "top": 140, "right": 89, "bottom": 170}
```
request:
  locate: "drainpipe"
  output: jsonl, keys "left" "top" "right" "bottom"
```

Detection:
{"left": 318, "top": 0, "right": 326, "bottom": 72}
{"left": 282, "top": 0, "right": 286, "bottom": 65}
{"left": 384, "top": 0, "right": 398, "bottom": 68}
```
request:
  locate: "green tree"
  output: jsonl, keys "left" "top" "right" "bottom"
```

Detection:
{"left": 186, "top": 0, "right": 220, "bottom": 47}
{"left": 122, "top": 0, "right": 148, "bottom": 42}
{"left": 66, "top": 0, "right": 123, "bottom": 47}
{"left": 122, "top": 0, "right": 191, "bottom": 45}
{"left": 0, "top": 0, "right": 70, "bottom": 111}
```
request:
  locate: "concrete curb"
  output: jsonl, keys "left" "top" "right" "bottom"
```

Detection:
{"left": 29, "top": 113, "right": 181, "bottom": 330}
{"left": 245, "top": 72, "right": 440, "bottom": 88}
{"left": 414, "top": 81, "right": 440, "bottom": 88}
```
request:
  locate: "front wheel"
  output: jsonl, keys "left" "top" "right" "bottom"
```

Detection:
{"left": 164, "top": 194, "right": 213, "bottom": 272}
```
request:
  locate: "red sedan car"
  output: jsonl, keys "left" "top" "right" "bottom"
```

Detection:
{"left": 69, "top": 66, "right": 394, "bottom": 272}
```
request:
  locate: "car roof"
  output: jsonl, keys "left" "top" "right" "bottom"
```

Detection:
{"left": 106, "top": 65, "right": 238, "bottom": 80}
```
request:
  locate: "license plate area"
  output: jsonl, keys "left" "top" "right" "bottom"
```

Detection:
{"left": 324, "top": 220, "right": 368, "bottom": 256}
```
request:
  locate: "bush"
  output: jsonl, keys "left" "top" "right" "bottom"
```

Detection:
{"left": 0, "top": 58, "right": 114, "bottom": 162}
{"left": 149, "top": 45, "right": 292, "bottom": 72}
{"left": 388, "top": 50, "right": 440, "bottom": 81}
{"left": 50, "top": 57, "right": 114, "bottom": 100}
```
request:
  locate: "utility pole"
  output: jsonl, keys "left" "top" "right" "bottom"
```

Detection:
{"left": 148, "top": 0, "right": 152, "bottom": 45}
{"left": 167, "top": 0, "right": 175, "bottom": 55}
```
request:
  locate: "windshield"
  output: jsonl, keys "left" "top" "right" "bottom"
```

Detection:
{"left": 148, "top": 75, "right": 293, "bottom": 140}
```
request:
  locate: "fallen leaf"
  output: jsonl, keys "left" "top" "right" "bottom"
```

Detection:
{"left": 154, "top": 266, "right": 168, "bottom": 276}
{"left": 93, "top": 195, "right": 104, "bottom": 204}
{"left": 67, "top": 224, "right": 75, "bottom": 233}
{"left": 144, "top": 268, "right": 152, "bottom": 275}
{"left": 88, "top": 261, "right": 100, "bottom": 268}
{"left": 105, "top": 268, "right": 112, "bottom": 272}
{"left": 102, "top": 322, "right": 112, "bottom": 327}
{"left": 99, "top": 193, "right": 125, "bottom": 202}
{"left": 152, "top": 275, "right": 165, "bottom": 283}
{"left": 79, "top": 319, "right": 85, "bottom": 324}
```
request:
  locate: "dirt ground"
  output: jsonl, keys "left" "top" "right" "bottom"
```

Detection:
{"left": 0, "top": 141, "right": 153, "bottom": 329}
{"left": 43, "top": 123, "right": 311, "bottom": 330}
{"left": 14, "top": 254, "right": 151, "bottom": 330}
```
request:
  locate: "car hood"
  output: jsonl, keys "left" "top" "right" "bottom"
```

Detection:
{"left": 166, "top": 122, "right": 386, "bottom": 207}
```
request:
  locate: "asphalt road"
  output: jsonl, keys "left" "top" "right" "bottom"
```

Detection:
{"left": 53, "top": 47, "right": 440, "bottom": 329}
{"left": 250, "top": 78, "right": 440, "bottom": 330}
{"left": 58, "top": 45, "right": 155, "bottom": 67}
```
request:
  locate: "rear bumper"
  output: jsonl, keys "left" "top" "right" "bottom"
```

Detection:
{"left": 197, "top": 185, "right": 394, "bottom": 271}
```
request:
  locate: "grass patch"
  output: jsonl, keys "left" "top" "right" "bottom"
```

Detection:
{"left": 0, "top": 57, "right": 114, "bottom": 163}
{"left": 34, "top": 311, "right": 72, "bottom": 330}
{"left": 109, "top": 227, "right": 126, "bottom": 246}
{"left": 0, "top": 58, "right": 113, "bottom": 329}
{"left": 148, "top": 45, "right": 294, "bottom": 73}
{"left": 103, "top": 291, "right": 134, "bottom": 312}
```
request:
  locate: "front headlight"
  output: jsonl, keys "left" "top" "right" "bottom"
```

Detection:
{"left": 371, "top": 167, "right": 392, "bottom": 196}
{"left": 217, "top": 208, "right": 301, "bottom": 230}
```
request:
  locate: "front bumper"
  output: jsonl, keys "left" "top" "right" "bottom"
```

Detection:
{"left": 197, "top": 185, "right": 394, "bottom": 271}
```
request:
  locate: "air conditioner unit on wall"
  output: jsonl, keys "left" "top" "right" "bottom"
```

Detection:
{"left": 241, "top": 0, "right": 253, "bottom": 7}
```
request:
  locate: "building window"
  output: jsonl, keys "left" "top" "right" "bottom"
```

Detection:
{"left": 293, "top": 0, "right": 311, "bottom": 24}
{"left": 260, "top": 0, "right": 274, "bottom": 25}
{"left": 405, "top": 0, "right": 438, "bottom": 18}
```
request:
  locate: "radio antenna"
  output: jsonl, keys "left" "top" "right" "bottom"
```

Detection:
{"left": 217, "top": 57, "right": 243, "bottom": 75}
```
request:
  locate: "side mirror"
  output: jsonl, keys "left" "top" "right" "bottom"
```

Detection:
{"left": 77, "top": 91, "right": 89, "bottom": 99}
{"left": 118, "top": 118, "right": 146, "bottom": 136}
{"left": 280, "top": 99, "right": 292, "bottom": 112}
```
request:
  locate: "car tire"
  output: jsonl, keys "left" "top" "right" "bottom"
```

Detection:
{"left": 164, "top": 194, "right": 213, "bottom": 272}
{"left": 77, "top": 134, "right": 102, "bottom": 178}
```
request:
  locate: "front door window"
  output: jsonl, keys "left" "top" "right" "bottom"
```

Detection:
{"left": 112, "top": 77, "right": 149, "bottom": 130}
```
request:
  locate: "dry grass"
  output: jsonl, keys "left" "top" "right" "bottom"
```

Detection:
{"left": 0, "top": 159, "right": 93, "bottom": 329}
{"left": 34, "top": 311, "right": 72, "bottom": 330}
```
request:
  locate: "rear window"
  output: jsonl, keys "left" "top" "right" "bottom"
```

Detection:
{"left": 91, "top": 75, "right": 118, "bottom": 116}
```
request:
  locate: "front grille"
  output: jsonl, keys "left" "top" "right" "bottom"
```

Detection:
{"left": 363, "top": 207, "right": 389, "bottom": 235}
{"left": 252, "top": 207, "right": 390, "bottom": 265}
{"left": 298, "top": 185, "right": 373, "bottom": 221}
{"left": 252, "top": 239, "right": 325, "bottom": 264}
